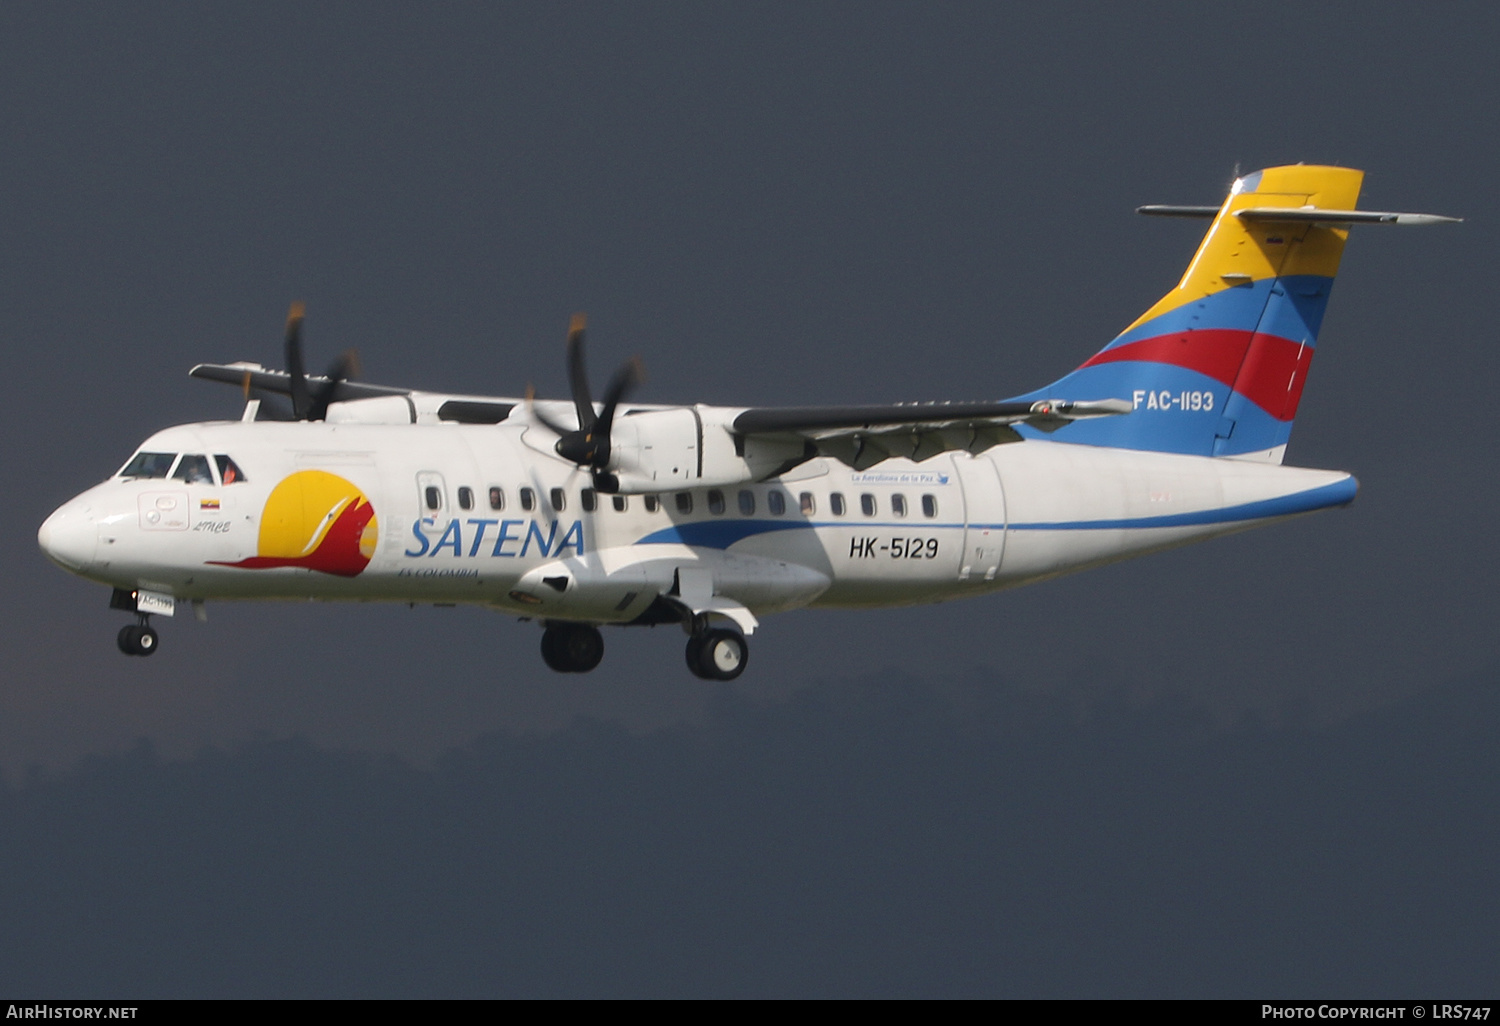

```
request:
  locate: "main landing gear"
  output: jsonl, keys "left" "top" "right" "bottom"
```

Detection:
{"left": 117, "top": 617, "right": 159, "bottom": 657}
{"left": 541, "top": 621, "right": 605, "bottom": 673}
{"left": 686, "top": 627, "right": 748, "bottom": 681}
{"left": 535, "top": 618, "right": 750, "bottom": 680}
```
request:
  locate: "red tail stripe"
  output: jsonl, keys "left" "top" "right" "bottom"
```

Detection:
{"left": 1081, "top": 329, "right": 1252, "bottom": 386}
{"left": 1080, "top": 330, "right": 1313, "bottom": 422}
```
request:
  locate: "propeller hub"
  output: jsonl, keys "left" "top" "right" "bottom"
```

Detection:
{"left": 554, "top": 433, "right": 605, "bottom": 468}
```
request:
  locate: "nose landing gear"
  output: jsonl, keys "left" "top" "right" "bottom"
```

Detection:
{"left": 116, "top": 617, "right": 159, "bottom": 657}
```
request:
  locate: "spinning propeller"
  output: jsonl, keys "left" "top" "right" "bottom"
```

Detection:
{"left": 241, "top": 302, "right": 361, "bottom": 421}
{"left": 529, "top": 314, "right": 643, "bottom": 493}
{"left": 283, "top": 302, "right": 359, "bottom": 421}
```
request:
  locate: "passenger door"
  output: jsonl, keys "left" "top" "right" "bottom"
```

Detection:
{"left": 955, "top": 455, "right": 1006, "bottom": 581}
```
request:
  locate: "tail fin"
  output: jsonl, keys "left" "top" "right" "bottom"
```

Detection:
{"left": 1020, "top": 164, "right": 1365, "bottom": 462}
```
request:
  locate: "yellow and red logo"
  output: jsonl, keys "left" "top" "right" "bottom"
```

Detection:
{"left": 210, "top": 470, "right": 378, "bottom": 577}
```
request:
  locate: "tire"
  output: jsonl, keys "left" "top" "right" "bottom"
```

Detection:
{"left": 541, "top": 623, "right": 604, "bottom": 673}
{"left": 685, "top": 633, "right": 710, "bottom": 679}
{"left": 540, "top": 626, "right": 567, "bottom": 672}
{"left": 117, "top": 625, "right": 140, "bottom": 655}
{"left": 686, "top": 629, "right": 747, "bottom": 681}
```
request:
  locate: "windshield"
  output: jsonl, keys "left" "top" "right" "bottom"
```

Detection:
{"left": 215, "top": 454, "right": 247, "bottom": 484}
{"left": 171, "top": 454, "right": 214, "bottom": 485}
{"left": 118, "top": 452, "right": 177, "bottom": 479}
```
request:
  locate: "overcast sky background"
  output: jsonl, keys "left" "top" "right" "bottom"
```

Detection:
{"left": 2, "top": 2, "right": 1496, "bottom": 996}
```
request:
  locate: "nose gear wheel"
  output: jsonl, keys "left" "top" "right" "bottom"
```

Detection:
{"left": 116, "top": 623, "right": 159, "bottom": 657}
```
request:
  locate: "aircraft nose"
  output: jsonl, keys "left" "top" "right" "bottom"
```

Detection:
{"left": 38, "top": 501, "right": 98, "bottom": 573}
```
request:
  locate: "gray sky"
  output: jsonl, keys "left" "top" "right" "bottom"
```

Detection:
{"left": 2, "top": 2, "right": 1496, "bottom": 995}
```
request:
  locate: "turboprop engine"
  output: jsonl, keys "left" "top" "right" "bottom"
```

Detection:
{"left": 604, "top": 406, "right": 809, "bottom": 493}
{"left": 529, "top": 315, "right": 809, "bottom": 493}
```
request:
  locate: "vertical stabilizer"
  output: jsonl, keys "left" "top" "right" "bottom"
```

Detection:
{"left": 1018, "top": 165, "right": 1364, "bottom": 461}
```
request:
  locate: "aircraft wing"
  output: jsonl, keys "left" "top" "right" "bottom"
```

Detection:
{"left": 189, "top": 362, "right": 521, "bottom": 424}
{"left": 190, "top": 362, "right": 411, "bottom": 402}
{"left": 732, "top": 398, "right": 1132, "bottom": 470}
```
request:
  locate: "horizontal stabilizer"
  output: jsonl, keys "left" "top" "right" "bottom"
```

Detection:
{"left": 1137, "top": 205, "right": 1221, "bottom": 218}
{"left": 1140, "top": 204, "right": 1459, "bottom": 226}
{"left": 1235, "top": 207, "right": 1461, "bottom": 226}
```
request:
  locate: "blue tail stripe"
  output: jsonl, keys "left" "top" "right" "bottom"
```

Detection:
{"left": 1099, "top": 274, "right": 1330, "bottom": 353}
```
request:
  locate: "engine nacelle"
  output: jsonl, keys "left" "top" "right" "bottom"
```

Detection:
{"left": 325, "top": 396, "right": 418, "bottom": 425}
{"left": 607, "top": 406, "right": 809, "bottom": 493}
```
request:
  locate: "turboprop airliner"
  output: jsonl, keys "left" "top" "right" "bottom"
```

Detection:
{"left": 38, "top": 165, "right": 1456, "bottom": 679}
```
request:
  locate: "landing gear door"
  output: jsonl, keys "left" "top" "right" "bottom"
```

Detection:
{"left": 955, "top": 455, "right": 1006, "bottom": 581}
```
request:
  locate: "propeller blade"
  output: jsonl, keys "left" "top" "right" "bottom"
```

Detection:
{"left": 555, "top": 356, "right": 642, "bottom": 481}
{"left": 539, "top": 317, "right": 644, "bottom": 491}
{"left": 284, "top": 301, "right": 310, "bottom": 420}
{"left": 526, "top": 383, "right": 579, "bottom": 437}
{"left": 308, "top": 348, "right": 360, "bottom": 421}
{"left": 565, "top": 313, "right": 596, "bottom": 433}
{"left": 593, "top": 356, "right": 644, "bottom": 449}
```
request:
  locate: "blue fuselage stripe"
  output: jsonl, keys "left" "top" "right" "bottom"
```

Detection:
{"left": 630, "top": 478, "right": 1355, "bottom": 547}
{"left": 1006, "top": 477, "right": 1355, "bottom": 531}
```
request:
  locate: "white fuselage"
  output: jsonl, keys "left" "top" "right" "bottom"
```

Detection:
{"left": 39, "top": 418, "right": 1356, "bottom": 632}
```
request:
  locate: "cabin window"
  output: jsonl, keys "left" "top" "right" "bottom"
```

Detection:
{"left": 172, "top": 454, "right": 214, "bottom": 485}
{"left": 891, "top": 493, "right": 907, "bottom": 518}
{"left": 613, "top": 495, "right": 628, "bottom": 512}
{"left": 119, "top": 452, "right": 176, "bottom": 480}
{"left": 707, "top": 490, "right": 726, "bottom": 515}
{"left": 675, "top": 492, "right": 693, "bottom": 514}
{"left": 581, "top": 488, "right": 597, "bottom": 512}
{"left": 768, "top": 491, "right": 786, "bottom": 516}
{"left": 830, "top": 492, "right": 846, "bottom": 516}
{"left": 860, "top": 493, "right": 876, "bottom": 517}
{"left": 922, "top": 494, "right": 938, "bottom": 518}
{"left": 520, "top": 487, "right": 536, "bottom": 511}
{"left": 458, "top": 486, "right": 474, "bottom": 511}
{"left": 425, "top": 486, "right": 442, "bottom": 511}
{"left": 214, "top": 455, "right": 247, "bottom": 484}
{"left": 488, "top": 487, "right": 505, "bottom": 511}
{"left": 550, "top": 488, "right": 566, "bottom": 512}
{"left": 738, "top": 490, "right": 755, "bottom": 515}
{"left": 644, "top": 495, "right": 659, "bottom": 513}
{"left": 799, "top": 492, "right": 815, "bottom": 516}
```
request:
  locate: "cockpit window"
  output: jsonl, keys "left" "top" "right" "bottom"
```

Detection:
{"left": 119, "top": 452, "right": 177, "bottom": 479}
{"left": 214, "top": 455, "right": 247, "bottom": 484}
{"left": 172, "top": 454, "right": 214, "bottom": 485}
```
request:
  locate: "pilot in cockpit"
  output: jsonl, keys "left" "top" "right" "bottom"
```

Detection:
{"left": 172, "top": 454, "right": 215, "bottom": 485}
{"left": 215, "top": 454, "right": 245, "bottom": 484}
